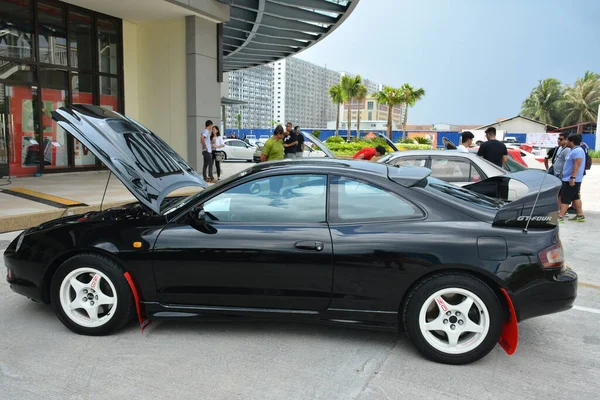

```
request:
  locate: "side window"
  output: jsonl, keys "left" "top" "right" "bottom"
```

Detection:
{"left": 203, "top": 174, "right": 327, "bottom": 223}
{"left": 332, "top": 176, "right": 422, "bottom": 222}
{"left": 393, "top": 157, "right": 428, "bottom": 167}
{"left": 430, "top": 157, "right": 479, "bottom": 182}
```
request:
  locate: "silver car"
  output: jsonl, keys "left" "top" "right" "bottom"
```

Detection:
{"left": 377, "top": 150, "right": 531, "bottom": 200}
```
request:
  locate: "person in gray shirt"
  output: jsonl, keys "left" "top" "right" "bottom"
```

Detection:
{"left": 551, "top": 133, "right": 571, "bottom": 179}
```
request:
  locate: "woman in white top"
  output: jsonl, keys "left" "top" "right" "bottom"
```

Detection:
{"left": 211, "top": 126, "right": 225, "bottom": 180}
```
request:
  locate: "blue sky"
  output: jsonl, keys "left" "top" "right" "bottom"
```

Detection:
{"left": 295, "top": 0, "right": 600, "bottom": 125}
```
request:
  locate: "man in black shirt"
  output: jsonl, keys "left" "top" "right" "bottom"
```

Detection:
{"left": 283, "top": 122, "right": 298, "bottom": 159}
{"left": 477, "top": 127, "right": 507, "bottom": 167}
{"left": 295, "top": 126, "right": 304, "bottom": 157}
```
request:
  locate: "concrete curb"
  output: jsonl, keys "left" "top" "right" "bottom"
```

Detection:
{"left": 0, "top": 200, "right": 133, "bottom": 233}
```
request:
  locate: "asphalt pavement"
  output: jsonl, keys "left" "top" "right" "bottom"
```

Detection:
{"left": 1, "top": 162, "right": 599, "bottom": 400}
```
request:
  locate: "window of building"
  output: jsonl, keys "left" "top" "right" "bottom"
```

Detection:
{"left": 367, "top": 102, "right": 374, "bottom": 110}
{"left": 0, "top": 0, "right": 123, "bottom": 176}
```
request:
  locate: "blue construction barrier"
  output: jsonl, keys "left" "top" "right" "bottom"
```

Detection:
{"left": 582, "top": 133, "right": 596, "bottom": 149}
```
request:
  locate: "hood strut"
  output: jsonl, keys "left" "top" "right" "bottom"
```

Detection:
{"left": 100, "top": 172, "right": 112, "bottom": 212}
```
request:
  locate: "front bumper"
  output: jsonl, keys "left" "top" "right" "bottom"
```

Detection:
{"left": 512, "top": 267, "right": 577, "bottom": 321}
{"left": 4, "top": 238, "right": 47, "bottom": 303}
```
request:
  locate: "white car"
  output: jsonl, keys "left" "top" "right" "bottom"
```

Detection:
{"left": 378, "top": 150, "right": 531, "bottom": 201}
{"left": 222, "top": 139, "right": 255, "bottom": 161}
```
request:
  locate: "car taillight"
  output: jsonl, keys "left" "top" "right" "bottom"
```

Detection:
{"left": 538, "top": 243, "right": 564, "bottom": 269}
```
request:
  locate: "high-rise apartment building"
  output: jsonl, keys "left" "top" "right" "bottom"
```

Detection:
{"left": 273, "top": 57, "right": 341, "bottom": 128}
{"left": 225, "top": 65, "right": 274, "bottom": 130}
{"left": 225, "top": 57, "right": 391, "bottom": 130}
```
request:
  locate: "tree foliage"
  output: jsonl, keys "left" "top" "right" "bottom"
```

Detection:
{"left": 521, "top": 72, "right": 599, "bottom": 127}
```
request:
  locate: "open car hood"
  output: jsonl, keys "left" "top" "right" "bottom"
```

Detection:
{"left": 52, "top": 105, "right": 207, "bottom": 215}
{"left": 377, "top": 133, "right": 400, "bottom": 152}
{"left": 463, "top": 170, "right": 562, "bottom": 228}
{"left": 299, "top": 131, "right": 336, "bottom": 158}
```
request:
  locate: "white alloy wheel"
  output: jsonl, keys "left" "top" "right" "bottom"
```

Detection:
{"left": 59, "top": 267, "right": 118, "bottom": 328}
{"left": 418, "top": 288, "right": 490, "bottom": 355}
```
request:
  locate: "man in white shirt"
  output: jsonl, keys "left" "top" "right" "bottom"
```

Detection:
{"left": 457, "top": 131, "right": 474, "bottom": 153}
{"left": 201, "top": 120, "right": 215, "bottom": 182}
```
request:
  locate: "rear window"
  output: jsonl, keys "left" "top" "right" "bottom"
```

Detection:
{"left": 419, "top": 177, "right": 505, "bottom": 210}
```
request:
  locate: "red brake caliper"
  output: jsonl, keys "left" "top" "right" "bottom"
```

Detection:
{"left": 498, "top": 288, "right": 518, "bottom": 355}
{"left": 124, "top": 272, "right": 152, "bottom": 333}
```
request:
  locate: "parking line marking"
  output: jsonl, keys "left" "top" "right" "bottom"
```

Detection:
{"left": 0, "top": 188, "right": 87, "bottom": 208}
{"left": 579, "top": 282, "right": 600, "bottom": 290}
{"left": 573, "top": 306, "right": 600, "bottom": 315}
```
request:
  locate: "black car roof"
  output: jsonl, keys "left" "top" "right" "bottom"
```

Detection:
{"left": 246, "top": 159, "right": 431, "bottom": 187}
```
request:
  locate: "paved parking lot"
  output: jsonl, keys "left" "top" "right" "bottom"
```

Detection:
{"left": 1, "top": 163, "right": 599, "bottom": 400}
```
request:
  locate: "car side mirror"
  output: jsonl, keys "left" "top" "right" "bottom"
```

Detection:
{"left": 189, "top": 206, "right": 206, "bottom": 223}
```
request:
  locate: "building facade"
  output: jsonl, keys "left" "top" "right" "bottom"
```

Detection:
{"left": 340, "top": 96, "right": 404, "bottom": 131}
{"left": 225, "top": 64, "right": 273, "bottom": 130}
{"left": 273, "top": 57, "right": 340, "bottom": 129}
{"left": 224, "top": 57, "right": 394, "bottom": 131}
{"left": 0, "top": 0, "right": 360, "bottom": 177}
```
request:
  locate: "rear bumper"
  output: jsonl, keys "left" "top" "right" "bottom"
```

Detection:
{"left": 512, "top": 267, "right": 577, "bottom": 321}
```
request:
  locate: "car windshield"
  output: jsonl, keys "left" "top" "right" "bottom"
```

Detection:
{"left": 419, "top": 177, "right": 505, "bottom": 209}
{"left": 161, "top": 171, "right": 248, "bottom": 216}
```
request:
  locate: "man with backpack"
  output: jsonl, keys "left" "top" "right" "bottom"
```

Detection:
{"left": 558, "top": 134, "right": 586, "bottom": 223}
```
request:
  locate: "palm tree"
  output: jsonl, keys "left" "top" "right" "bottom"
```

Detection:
{"left": 341, "top": 75, "right": 363, "bottom": 140}
{"left": 562, "top": 73, "right": 600, "bottom": 126}
{"left": 328, "top": 84, "right": 344, "bottom": 136}
{"left": 374, "top": 86, "right": 402, "bottom": 139}
{"left": 398, "top": 83, "right": 425, "bottom": 138}
{"left": 520, "top": 78, "right": 566, "bottom": 127}
{"left": 354, "top": 84, "right": 367, "bottom": 138}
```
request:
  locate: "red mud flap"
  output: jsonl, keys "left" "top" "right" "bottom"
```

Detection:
{"left": 498, "top": 288, "right": 518, "bottom": 355}
{"left": 124, "top": 272, "right": 152, "bottom": 333}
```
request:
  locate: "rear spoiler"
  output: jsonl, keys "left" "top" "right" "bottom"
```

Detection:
{"left": 463, "top": 170, "right": 562, "bottom": 228}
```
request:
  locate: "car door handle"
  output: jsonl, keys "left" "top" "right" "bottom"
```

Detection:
{"left": 294, "top": 241, "right": 324, "bottom": 252}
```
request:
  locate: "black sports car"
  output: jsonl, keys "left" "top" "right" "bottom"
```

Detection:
{"left": 4, "top": 105, "right": 577, "bottom": 365}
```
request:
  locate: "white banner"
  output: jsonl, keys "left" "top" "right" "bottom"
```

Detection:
{"left": 525, "top": 133, "right": 559, "bottom": 148}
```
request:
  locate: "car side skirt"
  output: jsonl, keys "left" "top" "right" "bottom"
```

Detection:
{"left": 142, "top": 302, "right": 399, "bottom": 331}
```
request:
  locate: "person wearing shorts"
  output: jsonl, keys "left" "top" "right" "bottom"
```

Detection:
{"left": 558, "top": 134, "right": 585, "bottom": 222}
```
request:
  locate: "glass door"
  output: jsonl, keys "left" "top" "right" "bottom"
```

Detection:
{"left": 0, "top": 83, "right": 40, "bottom": 177}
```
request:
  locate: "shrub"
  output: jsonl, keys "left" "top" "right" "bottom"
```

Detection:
{"left": 311, "top": 130, "right": 321, "bottom": 139}
{"left": 326, "top": 135, "right": 344, "bottom": 144}
{"left": 589, "top": 150, "right": 600, "bottom": 159}
{"left": 323, "top": 137, "right": 432, "bottom": 157}
{"left": 413, "top": 136, "right": 432, "bottom": 145}
{"left": 401, "top": 137, "right": 415, "bottom": 144}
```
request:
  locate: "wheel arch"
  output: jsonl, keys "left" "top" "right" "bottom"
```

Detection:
{"left": 42, "top": 248, "right": 129, "bottom": 304}
{"left": 398, "top": 266, "right": 512, "bottom": 324}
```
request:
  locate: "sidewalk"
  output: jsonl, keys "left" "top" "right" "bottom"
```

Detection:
{"left": 0, "top": 162, "right": 252, "bottom": 233}
{"left": 1, "top": 163, "right": 599, "bottom": 233}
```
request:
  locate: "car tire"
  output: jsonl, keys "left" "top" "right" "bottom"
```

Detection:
{"left": 50, "top": 253, "right": 135, "bottom": 336}
{"left": 402, "top": 272, "right": 503, "bottom": 365}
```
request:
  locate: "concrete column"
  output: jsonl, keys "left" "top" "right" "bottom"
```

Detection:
{"left": 186, "top": 15, "right": 221, "bottom": 171}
